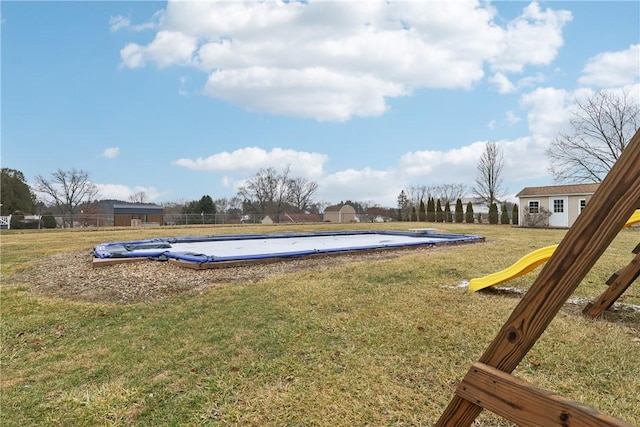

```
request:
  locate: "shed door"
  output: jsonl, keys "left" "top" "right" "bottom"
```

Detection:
{"left": 549, "top": 197, "right": 568, "bottom": 227}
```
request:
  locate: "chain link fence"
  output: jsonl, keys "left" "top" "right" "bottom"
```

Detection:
{"left": 48, "top": 213, "right": 257, "bottom": 229}
{"left": 1, "top": 213, "right": 264, "bottom": 229}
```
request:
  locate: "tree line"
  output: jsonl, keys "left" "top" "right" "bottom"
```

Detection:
{"left": 396, "top": 191, "right": 519, "bottom": 225}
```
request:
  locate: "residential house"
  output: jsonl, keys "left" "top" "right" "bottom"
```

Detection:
{"left": 459, "top": 197, "right": 491, "bottom": 222}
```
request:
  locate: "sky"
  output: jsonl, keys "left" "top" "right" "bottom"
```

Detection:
{"left": 2, "top": 0, "right": 639, "bottom": 208}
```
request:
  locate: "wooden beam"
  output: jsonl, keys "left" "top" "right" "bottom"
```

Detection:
{"left": 583, "top": 249, "right": 640, "bottom": 317}
{"left": 167, "top": 257, "right": 284, "bottom": 270}
{"left": 436, "top": 129, "right": 640, "bottom": 426}
{"left": 92, "top": 257, "right": 149, "bottom": 267}
{"left": 456, "top": 362, "right": 634, "bottom": 427}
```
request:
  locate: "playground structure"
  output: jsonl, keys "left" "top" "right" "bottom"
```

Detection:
{"left": 436, "top": 128, "right": 640, "bottom": 426}
{"left": 469, "top": 209, "right": 640, "bottom": 291}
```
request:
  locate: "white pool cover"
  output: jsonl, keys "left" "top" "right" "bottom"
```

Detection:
{"left": 92, "top": 230, "right": 483, "bottom": 266}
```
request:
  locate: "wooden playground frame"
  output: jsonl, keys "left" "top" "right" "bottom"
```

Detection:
{"left": 436, "top": 129, "right": 640, "bottom": 426}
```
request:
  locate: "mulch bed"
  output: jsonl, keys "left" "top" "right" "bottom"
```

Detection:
{"left": 6, "top": 247, "right": 439, "bottom": 304}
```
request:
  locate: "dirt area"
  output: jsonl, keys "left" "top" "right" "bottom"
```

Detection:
{"left": 5, "top": 247, "right": 439, "bottom": 304}
{"left": 479, "top": 286, "right": 640, "bottom": 332}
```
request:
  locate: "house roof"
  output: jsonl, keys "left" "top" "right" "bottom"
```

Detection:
{"left": 516, "top": 183, "right": 600, "bottom": 197}
{"left": 460, "top": 197, "right": 490, "bottom": 205}
{"left": 113, "top": 203, "right": 164, "bottom": 214}
{"left": 283, "top": 213, "right": 323, "bottom": 223}
{"left": 324, "top": 204, "right": 352, "bottom": 212}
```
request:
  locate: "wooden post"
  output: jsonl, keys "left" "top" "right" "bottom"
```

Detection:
{"left": 583, "top": 242, "right": 640, "bottom": 318}
{"left": 436, "top": 129, "right": 640, "bottom": 426}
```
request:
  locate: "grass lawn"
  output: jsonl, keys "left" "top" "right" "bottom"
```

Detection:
{"left": 2, "top": 222, "right": 639, "bottom": 426}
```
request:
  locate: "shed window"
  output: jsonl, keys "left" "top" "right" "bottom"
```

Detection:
{"left": 528, "top": 201, "right": 539, "bottom": 214}
{"left": 553, "top": 199, "right": 564, "bottom": 213}
{"left": 579, "top": 199, "right": 587, "bottom": 213}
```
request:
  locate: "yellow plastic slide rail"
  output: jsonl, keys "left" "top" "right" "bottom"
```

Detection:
{"left": 468, "top": 209, "right": 640, "bottom": 291}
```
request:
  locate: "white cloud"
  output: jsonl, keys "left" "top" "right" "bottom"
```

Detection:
{"left": 319, "top": 168, "right": 399, "bottom": 205}
{"left": 315, "top": 135, "right": 554, "bottom": 206}
{"left": 489, "top": 72, "right": 516, "bottom": 94}
{"left": 173, "top": 147, "right": 328, "bottom": 178}
{"left": 203, "top": 67, "right": 406, "bottom": 121}
{"left": 491, "top": 2, "right": 572, "bottom": 73}
{"left": 501, "top": 136, "right": 552, "bottom": 182}
{"left": 109, "top": 15, "right": 131, "bottom": 32}
{"left": 95, "top": 184, "right": 161, "bottom": 201}
{"left": 109, "top": 10, "right": 163, "bottom": 32}
{"left": 102, "top": 147, "right": 120, "bottom": 159}
{"left": 119, "top": 43, "right": 146, "bottom": 69}
{"left": 579, "top": 44, "right": 640, "bottom": 88}
{"left": 120, "top": 31, "right": 197, "bottom": 69}
{"left": 178, "top": 75, "right": 189, "bottom": 96}
{"left": 517, "top": 84, "right": 640, "bottom": 145}
{"left": 505, "top": 110, "right": 521, "bottom": 126}
{"left": 516, "top": 72, "right": 546, "bottom": 89}
{"left": 397, "top": 137, "right": 550, "bottom": 197}
{"left": 520, "top": 87, "right": 573, "bottom": 139}
{"left": 399, "top": 142, "right": 486, "bottom": 182}
{"left": 490, "top": 71, "right": 548, "bottom": 95}
{"left": 221, "top": 176, "right": 233, "bottom": 188}
{"left": 119, "top": 1, "right": 572, "bottom": 121}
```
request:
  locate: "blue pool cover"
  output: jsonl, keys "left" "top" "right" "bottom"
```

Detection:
{"left": 92, "top": 230, "right": 484, "bottom": 267}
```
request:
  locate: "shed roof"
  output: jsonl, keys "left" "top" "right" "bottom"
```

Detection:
{"left": 516, "top": 183, "right": 600, "bottom": 197}
{"left": 324, "top": 204, "right": 353, "bottom": 212}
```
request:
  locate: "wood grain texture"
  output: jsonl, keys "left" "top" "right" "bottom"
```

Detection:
{"left": 583, "top": 249, "right": 640, "bottom": 317}
{"left": 456, "top": 363, "right": 634, "bottom": 427}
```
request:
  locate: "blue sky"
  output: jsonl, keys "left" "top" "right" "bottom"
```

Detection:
{"left": 2, "top": 1, "right": 639, "bottom": 208}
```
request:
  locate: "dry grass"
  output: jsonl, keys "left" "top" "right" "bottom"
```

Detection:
{"left": 1, "top": 223, "right": 639, "bottom": 426}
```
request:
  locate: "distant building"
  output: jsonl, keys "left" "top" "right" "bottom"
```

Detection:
{"left": 113, "top": 203, "right": 164, "bottom": 227}
{"left": 459, "top": 197, "right": 490, "bottom": 215}
{"left": 459, "top": 197, "right": 493, "bottom": 222}
{"left": 323, "top": 204, "right": 357, "bottom": 223}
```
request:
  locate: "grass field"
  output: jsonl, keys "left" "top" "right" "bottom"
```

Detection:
{"left": 2, "top": 222, "right": 639, "bottom": 426}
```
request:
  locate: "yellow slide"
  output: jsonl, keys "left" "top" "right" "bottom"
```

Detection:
{"left": 469, "top": 209, "right": 640, "bottom": 292}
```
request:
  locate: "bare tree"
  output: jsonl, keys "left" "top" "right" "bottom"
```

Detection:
{"left": 237, "top": 166, "right": 292, "bottom": 221}
{"left": 473, "top": 141, "right": 505, "bottom": 208}
{"left": 288, "top": 176, "right": 319, "bottom": 213}
{"left": 308, "top": 200, "right": 329, "bottom": 215}
{"left": 434, "top": 183, "right": 467, "bottom": 204}
{"left": 214, "top": 196, "right": 243, "bottom": 215}
{"left": 406, "top": 185, "right": 428, "bottom": 209}
{"left": 129, "top": 191, "right": 150, "bottom": 204}
{"left": 34, "top": 168, "right": 99, "bottom": 228}
{"left": 547, "top": 89, "right": 639, "bottom": 183}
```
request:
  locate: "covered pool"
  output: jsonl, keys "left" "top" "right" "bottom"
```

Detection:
{"left": 92, "top": 230, "right": 484, "bottom": 269}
